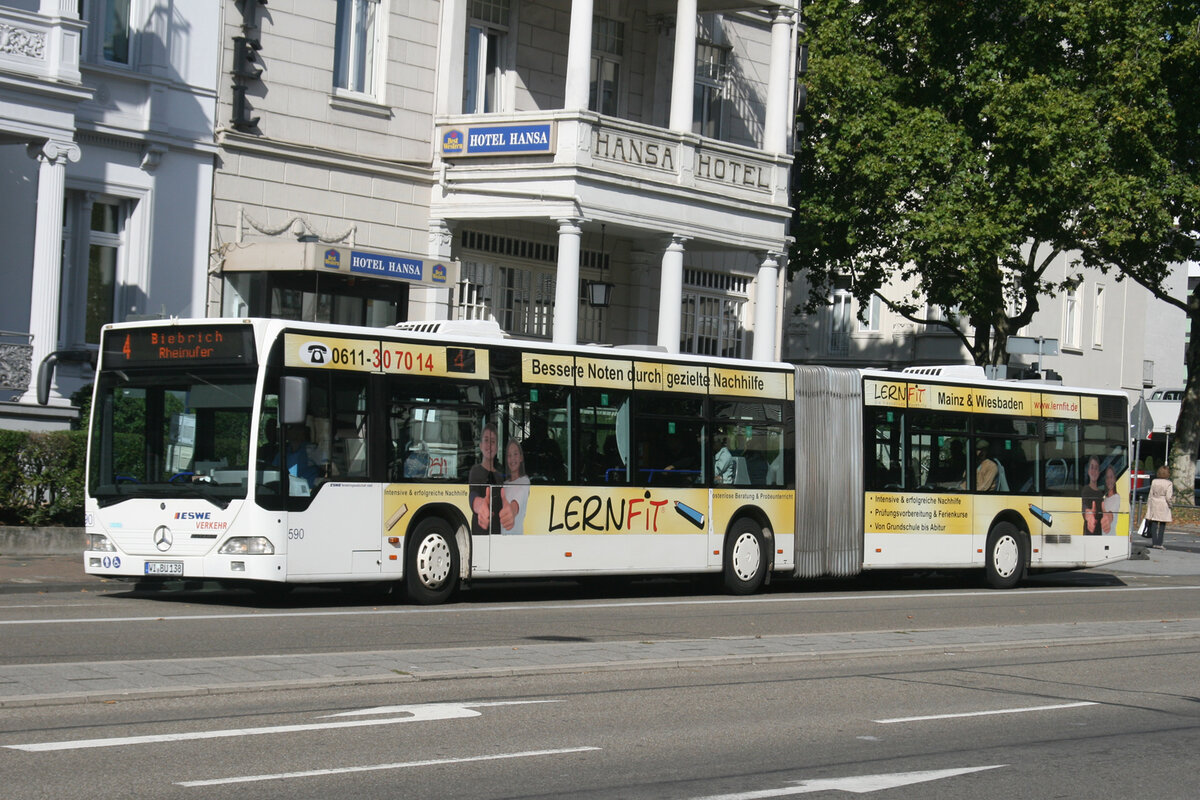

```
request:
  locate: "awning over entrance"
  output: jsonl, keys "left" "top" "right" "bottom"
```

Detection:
{"left": 222, "top": 241, "right": 459, "bottom": 288}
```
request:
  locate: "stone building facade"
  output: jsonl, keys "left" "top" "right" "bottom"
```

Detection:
{"left": 1, "top": 0, "right": 218, "bottom": 430}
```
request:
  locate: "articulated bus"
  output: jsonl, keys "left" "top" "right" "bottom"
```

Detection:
{"left": 82, "top": 319, "right": 1128, "bottom": 601}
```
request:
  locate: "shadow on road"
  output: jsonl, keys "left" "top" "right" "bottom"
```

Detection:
{"left": 95, "top": 562, "right": 1127, "bottom": 611}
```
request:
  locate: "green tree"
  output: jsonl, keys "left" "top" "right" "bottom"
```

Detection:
{"left": 790, "top": 0, "right": 1200, "bottom": 497}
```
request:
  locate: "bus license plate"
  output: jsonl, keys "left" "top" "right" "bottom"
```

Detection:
{"left": 144, "top": 561, "right": 183, "bottom": 576}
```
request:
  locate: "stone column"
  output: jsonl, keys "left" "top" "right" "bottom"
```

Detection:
{"left": 434, "top": 0, "right": 468, "bottom": 115}
{"left": 563, "top": 0, "right": 594, "bottom": 111}
{"left": 410, "top": 219, "right": 454, "bottom": 322}
{"left": 752, "top": 252, "right": 781, "bottom": 362}
{"left": 553, "top": 218, "right": 584, "bottom": 345}
{"left": 657, "top": 235, "right": 688, "bottom": 353}
{"left": 763, "top": 6, "right": 796, "bottom": 155}
{"left": 22, "top": 139, "right": 81, "bottom": 405}
{"left": 668, "top": 0, "right": 698, "bottom": 132}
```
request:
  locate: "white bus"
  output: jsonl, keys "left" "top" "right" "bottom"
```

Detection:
{"left": 82, "top": 318, "right": 796, "bottom": 602}
{"left": 81, "top": 320, "right": 1128, "bottom": 601}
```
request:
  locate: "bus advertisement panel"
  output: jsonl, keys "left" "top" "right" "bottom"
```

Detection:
{"left": 859, "top": 375, "right": 1130, "bottom": 585}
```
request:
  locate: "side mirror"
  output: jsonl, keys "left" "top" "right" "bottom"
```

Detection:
{"left": 36, "top": 353, "right": 60, "bottom": 406}
{"left": 36, "top": 349, "right": 96, "bottom": 405}
{"left": 280, "top": 376, "right": 308, "bottom": 425}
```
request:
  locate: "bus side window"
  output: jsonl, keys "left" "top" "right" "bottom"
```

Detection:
{"left": 1040, "top": 420, "right": 1081, "bottom": 495}
{"left": 576, "top": 389, "right": 630, "bottom": 485}
{"left": 330, "top": 377, "right": 369, "bottom": 479}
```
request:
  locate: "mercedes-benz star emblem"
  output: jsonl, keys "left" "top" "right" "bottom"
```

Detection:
{"left": 153, "top": 526, "right": 173, "bottom": 552}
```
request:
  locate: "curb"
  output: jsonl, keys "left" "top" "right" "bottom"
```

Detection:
{"left": 0, "top": 527, "right": 84, "bottom": 556}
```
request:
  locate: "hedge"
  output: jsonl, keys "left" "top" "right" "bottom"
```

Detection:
{"left": 0, "top": 429, "right": 87, "bottom": 526}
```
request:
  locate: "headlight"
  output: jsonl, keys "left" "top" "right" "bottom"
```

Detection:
{"left": 85, "top": 533, "right": 116, "bottom": 552}
{"left": 218, "top": 537, "right": 275, "bottom": 555}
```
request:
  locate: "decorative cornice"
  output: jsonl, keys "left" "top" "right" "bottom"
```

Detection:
{"left": 140, "top": 143, "right": 167, "bottom": 172}
{"left": 0, "top": 23, "right": 45, "bottom": 60}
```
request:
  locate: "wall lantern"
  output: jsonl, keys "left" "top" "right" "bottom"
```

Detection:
{"left": 586, "top": 280, "right": 614, "bottom": 308}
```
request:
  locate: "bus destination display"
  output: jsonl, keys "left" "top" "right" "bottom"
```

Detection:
{"left": 104, "top": 325, "right": 256, "bottom": 368}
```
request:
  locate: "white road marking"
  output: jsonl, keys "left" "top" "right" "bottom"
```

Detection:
{"left": 1, "top": 584, "right": 1195, "bottom": 626}
{"left": 875, "top": 701, "right": 1098, "bottom": 724}
{"left": 175, "top": 746, "right": 601, "bottom": 788}
{"left": 691, "top": 765, "right": 1006, "bottom": 798}
{"left": 318, "top": 699, "right": 558, "bottom": 718}
{"left": 5, "top": 700, "right": 547, "bottom": 753}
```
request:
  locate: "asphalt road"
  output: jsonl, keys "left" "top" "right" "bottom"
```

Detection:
{"left": 1, "top": 560, "right": 1197, "bottom": 666}
{"left": 1, "top": 546, "right": 1198, "bottom": 798}
{"left": 1, "top": 642, "right": 1196, "bottom": 799}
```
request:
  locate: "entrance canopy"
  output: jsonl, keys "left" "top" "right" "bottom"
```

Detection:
{"left": 222, "top": 241, "right": 459, "bottom": 288}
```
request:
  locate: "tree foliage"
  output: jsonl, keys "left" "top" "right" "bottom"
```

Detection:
{"left": 790, "top": 0, "right": 1200, "bottom": 493}
{"left": 791, "top": 0, "right": 1199, "bottom": 358}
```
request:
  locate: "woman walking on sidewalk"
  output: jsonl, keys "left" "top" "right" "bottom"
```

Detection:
{"left": 1145, "top": 465, "right": 1174, "bottom": 549}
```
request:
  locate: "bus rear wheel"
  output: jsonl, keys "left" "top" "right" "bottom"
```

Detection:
{"left": 985, "top": 522, "right": 1026, "bottom": 589}
{"left": 406, "top": 517, "right": 460, "bottom": 604}
{"left": 724, "top": 519, "right": 767, "bottom": 595}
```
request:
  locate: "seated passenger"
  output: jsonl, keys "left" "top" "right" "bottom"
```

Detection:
{"left": 283, "top": 424, "right": 320, "bottom": 489}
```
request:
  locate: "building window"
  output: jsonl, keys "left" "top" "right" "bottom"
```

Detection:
{"left": 924, "top": 302, "right": 964, "bottom": 333}
{"left": 103, "top": 0, "right": 132, "bottom": 63}
{"left": 693, "top": 17, "right": 730, "bottom": 139}
{"left": 464, "top": 0, "right": 510, "bottom": 113}
{"left": 457, "top": 261, "right": 556, "bottom": 339}
{"left": 85, "top": 203, "right": 124, "bottom": 345}
{"left": 63, "top": 194, "right": 129, "bottom": 346}
{"left": 858, "top": 294, "right": 882, "bottom": 333}
{"left": 334, "top": 0, "right": 383, "bottom": 97}
{"left": 79, "top": 0, "right": 133, "bottom": 65}
{"left": 590, "top": 17, "right": 624, "bottom": 116}
{"left": 1063, "top": 285, "right": 1081, "bottom": 348}
{"left": 830, "top": 288, "right": 852, "bottom": 355}
{"left": 1092, "top": 284, "right": 1105, "bottom": 349}
{"left": 680, "top": 269, "right": 746, "bottom": 358}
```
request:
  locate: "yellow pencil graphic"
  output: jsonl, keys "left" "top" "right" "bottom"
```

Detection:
{"left": 386, "top": 503, "right": 409, "bottom": 531}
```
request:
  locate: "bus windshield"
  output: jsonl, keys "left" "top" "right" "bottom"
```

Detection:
{"left": 88, "top": 368, "right": 258, "bottom": 508}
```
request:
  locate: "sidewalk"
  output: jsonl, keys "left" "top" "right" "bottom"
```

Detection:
{"left": 0, "top": 554, "right": 115, "bottom": 595}
{"left": 2, "top": 617, "right": 1199, "bottom": 709}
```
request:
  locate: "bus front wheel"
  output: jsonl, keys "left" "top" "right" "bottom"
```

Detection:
{"left": 724, "top": 519, "right": 767, "bottom": 595}
{"left": 406, "top": 518, "right": 460, "bottom": 604}
{"left": 985, "top": 522, "right": 1026, "bottom": 589}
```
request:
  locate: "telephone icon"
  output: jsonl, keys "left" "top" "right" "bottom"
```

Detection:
{"left": 306, "top": 343, "right": 328, "bottom": 364}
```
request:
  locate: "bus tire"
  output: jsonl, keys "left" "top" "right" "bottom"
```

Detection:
{"left": 985, "top": 522, "right": 1026, "bottom": 589}
{"left": 406, "top": 517, "right": 460, "bottom": 604}
{"left": 724, "top": 518, "right": 767, "bottom": 595}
